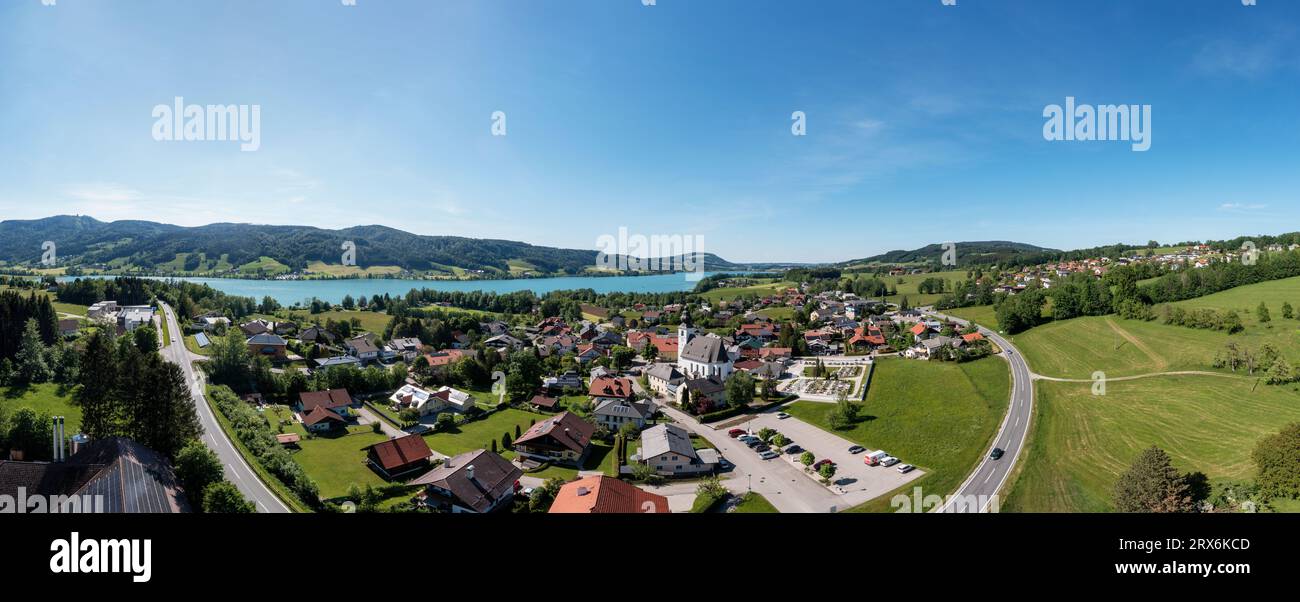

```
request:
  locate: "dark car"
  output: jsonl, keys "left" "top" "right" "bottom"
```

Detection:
{"left": 812, "top": 459, "right": 835, "bottom": 470}
{"left": 784, "top": 445, "right": 804, "bottom": 455}
{"left": 745, "top": 438, "right": 763, "bottom": 448}
{"left": 728, "top": 429, "right": 746, "bottom": 438}
{"left": 754, "top": 444, "right": 771, "bottom": 453}
{"left": 990, "top": 447, "right": 1005, "bottom": 460}
{"left": 848, "top": 445, "right": 866, "bottom": 454}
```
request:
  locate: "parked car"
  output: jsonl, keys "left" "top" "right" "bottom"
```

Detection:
{"left": 759, "top": 450, "right": 779, "bottom": 460}
{"left": 990, "top": 447, "right": 1005, "bottom": 460}
{"left": 745, "top": 438, "right": 763, "bottom": 448}
{"left": 864, "top": 450, "right": 889, "bottom": 466}
{"left": 812, "top": 459, "right": 835, "bottom": 470}
{"left": 848, "top": 445, "right": 866, "bottom": 454}
{"left": 738, "top": 435, "right": 758, "bottom": 443}
{"left": 784, "top": 445, "right": 804, "bottom": 455}
{"left": 896, "top": 464, "right": 916, "bottom": 474}
{"left": 776, "top": 412, "right": 790, "bottom": 419}
{"left": 754, "top": 444, "right": 771, "bottom": 453}
{"left": 520, "top": 487, "right": 535, "bottom": 498}
{"left": 728, "top": 429, "right": 746, "bottom": 438}
{"left": 880, "top": 456, "right": 900, "bottom": 467}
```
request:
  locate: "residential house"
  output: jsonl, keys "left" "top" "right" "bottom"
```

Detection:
{"left": 246, "top": 333, "right": 288, "bottom": 360}
{"left": 388, "top": 337, "right": 424, "bottom": 362}
{"left": 313, "top": 355, "right": 362, "bottom": 371}
{"left": 677, "top": 377, "right": 726, "bottom": 413}
{"left": 512, "top": 411, "right": 594, "bottom": 467}
{"left": 365, "top": 434, "right": 435, "bottom": 480}
{"left": 346, "top": 335, "right": 381, "bottom": 363}
{"left": 634, "top": 423, "right": 719, "bottom": 477}
{"left": 548, "top": 475, "right": 668, "bottom": 514}
{"left": 592, "top": 397, "right": 655, "bottom": 432}
{"left": 410, "top": 449, "right": 522, "bottom": 513}
{"left": 645, "top": 363, "right": 685, "bottom": 398}
{"left": 239, "top": 319, "right": 274, "bottom": 337}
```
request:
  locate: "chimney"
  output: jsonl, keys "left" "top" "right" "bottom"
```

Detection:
{"left": 576, "top": 486, "right": 590, "bottom": 496}
{"left": 466, "top": 465, "right": 475, "bottom": 482}
{"left": 51, "top": 416, "right": 65, "bottom": 462}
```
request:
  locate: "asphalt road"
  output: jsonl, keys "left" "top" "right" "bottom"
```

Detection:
{"left": 158, "top": 302, "right": 290, "bottom": 513}
{"left": 929, "top": 309, "right": 1034, "bottom": 513}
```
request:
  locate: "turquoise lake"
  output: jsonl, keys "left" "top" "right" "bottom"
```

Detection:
{"left": 58, "top": 272, "right": 730, "bottom": 305}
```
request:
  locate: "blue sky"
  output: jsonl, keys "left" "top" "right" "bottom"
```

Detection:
{"left": 1, "top": 0, "right": 1298, "bottom": 263}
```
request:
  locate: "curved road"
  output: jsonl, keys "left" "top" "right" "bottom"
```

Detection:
{"left": 929, "top": 310, "right": 1034, "bottom": 513}
{"left": 158, "top": 302, "right": 290, "bottom": 513}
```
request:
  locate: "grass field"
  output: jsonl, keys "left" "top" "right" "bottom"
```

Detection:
{"left": 785, "top": 356, "right": 1010, "bottom": 512}
{"left": 699, "top": 279, "right": 792, "bottom": 304}
{"left": 1, "top": 384, "right": 82, "bottom": 432}
{"left": 1002, "top": 376, "right": 1300, "bottom": 512}
{"left": 305, "top": 261, "right": 405, "bottom": 277}
{"left": 1011, "top": 316, "right": 1233, "bottom": 379}
{"left": 1000, "top": 279, "right": 1300, "bottom": 512}
{"left": 291, "top": 428, "right": 390, "bottom": 500}
{"left": 882, "top": 269, "right": 970, "bottom": 308}
{"left": 236, "top": 256, "right": 292, "bottom": 276}
{"left": 943, "top": 304, "right": 999, "bottom": 330}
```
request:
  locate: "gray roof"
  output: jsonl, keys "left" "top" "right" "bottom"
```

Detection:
{"left": 639, "top": 423, "right": 697, "bottom": 461}
{"left": 646, "top": 363, "right": 684, "bottom": 383}
{"left": 680, "top": 333, "right": 728, "bottom": 364}
{"left": 246, "top": 333, "right": 287, "bottom": 346}
{"left": 593, "top": 398, "right": 654, "bottom": 421}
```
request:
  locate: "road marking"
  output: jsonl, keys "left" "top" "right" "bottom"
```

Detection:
{"left": 983, "top": 470, "right": 996, "bottom": 484}
{"left": 227, "top": 465, "right": 244, "bottom": 483}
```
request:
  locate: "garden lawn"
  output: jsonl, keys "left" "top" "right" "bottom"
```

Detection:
{"left": 1002, "top": 376, "right": 1300, "bottom": 512}
{"left": 422, "top": 408, "right": 549, "bottom": 457}
{"left": 784, "top": 356, "right": 1009, "bottom": 513}
{"left": 732, "top": 492, "right": 779, "bottom": 513}
{"left": 1, "top": 383, "right": 82, "bottom": 432}
{"left": 291, "top": 428, "right": 390, "bottom": 500}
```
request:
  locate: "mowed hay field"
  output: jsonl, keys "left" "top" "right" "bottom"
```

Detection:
{"left": 1004, "top": 288, "right": 1300, "bottom": 512}
{"left": 1010, "top": 316, "right": 1228, "bottom": 379}
{"left": 1003, "top": 375, "right": 1300, "bottom": 512}
{"left": 787, "top": 355, "right": 1009, "bottom": 512}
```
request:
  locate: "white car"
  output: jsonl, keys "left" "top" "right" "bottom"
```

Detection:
{"left": 776, "top": 412, "right": 790, "bottom": 419}
{"left": 896, "top": 464, "right": 916, "bottom": 474}
{"left": 880, "top": 456, "right": 900, "bottom": 467}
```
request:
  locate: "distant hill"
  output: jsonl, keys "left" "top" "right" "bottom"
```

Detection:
{"left": 840, "top": 241, "right": 1058, "bottom": 268}
{"left": 0, "top": 216, "right": 746, "bottom": 277}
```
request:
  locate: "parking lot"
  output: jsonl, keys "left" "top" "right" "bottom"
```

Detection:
{"left": 738, "top": 410, "right": 925, "bottom": 507}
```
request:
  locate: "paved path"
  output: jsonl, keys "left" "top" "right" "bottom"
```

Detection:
{"left": 158, "top": 302, "right": 290, "bottom": 513}
{"left": 1032, "top": 370, "right": 1246, "bottom": 383}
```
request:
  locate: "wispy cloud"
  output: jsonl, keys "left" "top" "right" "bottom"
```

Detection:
{"left": 1218, "top": 202, "right": 1268, "bottom": 213}
{"left": 67, "top": 183, "right": 141, "bottom": 203}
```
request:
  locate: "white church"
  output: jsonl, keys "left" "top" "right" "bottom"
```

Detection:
{"left": 676, "top": 311, "right": 734, "bottom": 381}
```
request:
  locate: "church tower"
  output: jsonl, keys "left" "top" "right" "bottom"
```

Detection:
{"left": 678, "top": 309, "right": 696, "bottom": 347}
